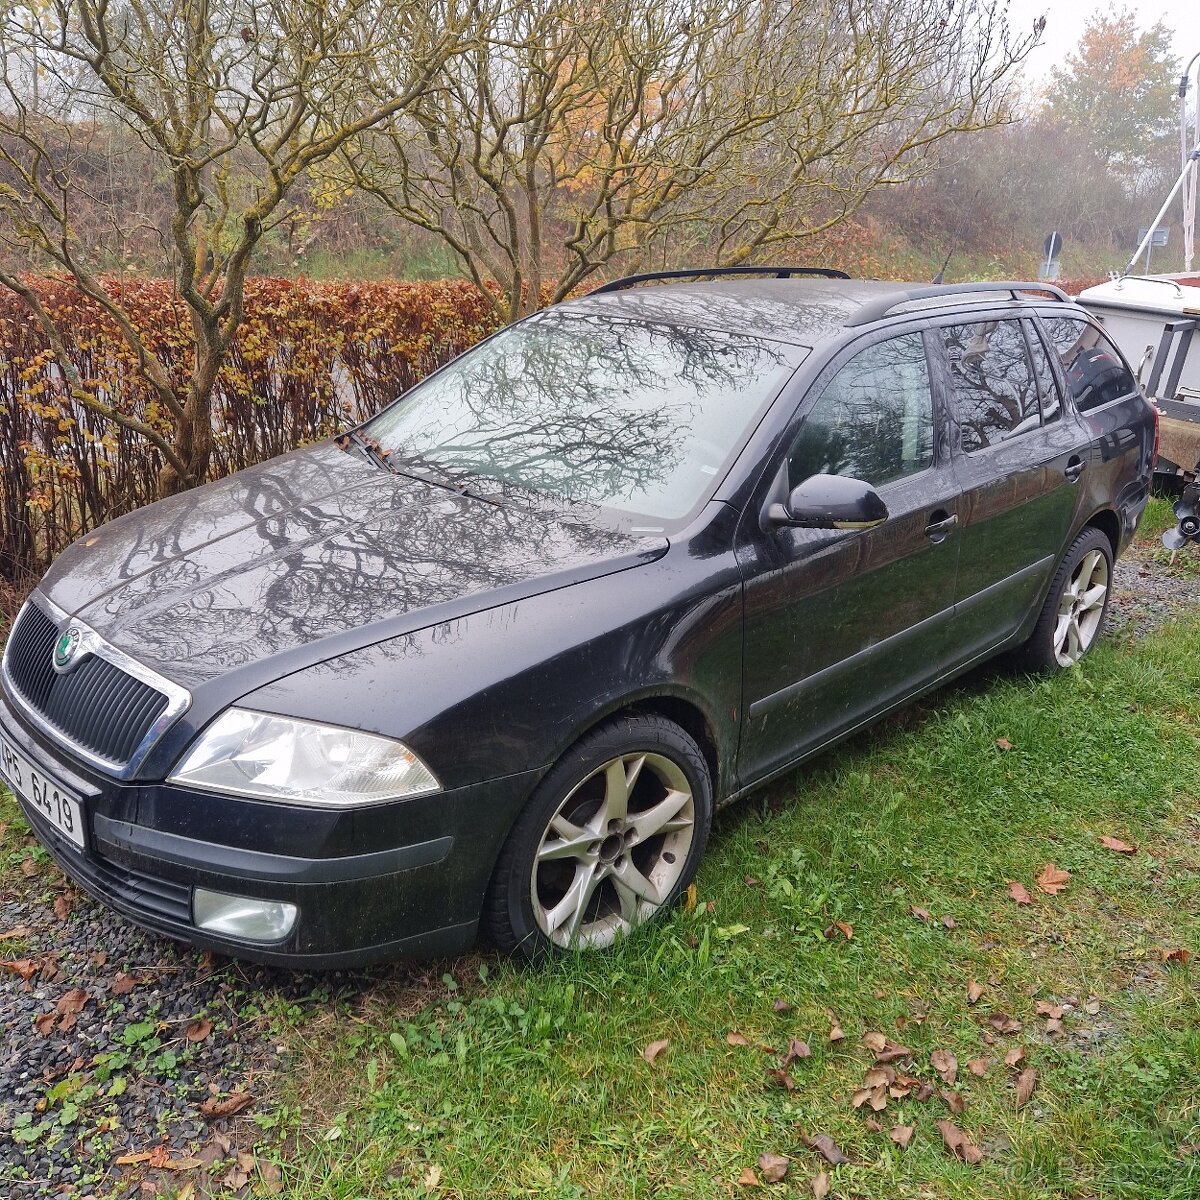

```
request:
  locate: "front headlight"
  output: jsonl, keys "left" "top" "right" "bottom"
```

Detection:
{"left": 168, "top": 708, "right": 439, "bottom": 806}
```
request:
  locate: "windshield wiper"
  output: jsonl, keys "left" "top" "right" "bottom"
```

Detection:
{"left": 338, "top": 430, "right": 502, "bottom": 506}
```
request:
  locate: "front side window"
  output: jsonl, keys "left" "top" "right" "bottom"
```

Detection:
{"left": 788, "top": 333, "right": 934, "bottom": 489}
{"left": 363, "top": 312, "right": 804, "bottom": 524}
{"left": 1041, "top": 316, "right": 1136, "bottom": 412}
{"left": 942, "top": 320, "right": 1040, "bottom": 452}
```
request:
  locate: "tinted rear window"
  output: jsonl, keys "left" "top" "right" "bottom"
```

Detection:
{"left": 1041, "top": 316, "right": 1136, "bottom": 411}
{"left": 941, "top": 320, "right": 1041, "bottom": 452}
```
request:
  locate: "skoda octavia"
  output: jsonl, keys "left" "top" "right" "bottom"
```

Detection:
{"left": 1, "top": 270, "right": 1155, "bottom": 965}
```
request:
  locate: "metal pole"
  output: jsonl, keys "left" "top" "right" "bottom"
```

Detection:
{"left": 1126, "top": 133, "right": 1200, "bottom": 275}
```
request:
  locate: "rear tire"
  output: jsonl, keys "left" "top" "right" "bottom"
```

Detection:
{"left": 484, "top": 714, "right": 713, "bottom": 964}
{"left": 1017, "top": 527, "right": 1113, "bottom": 672}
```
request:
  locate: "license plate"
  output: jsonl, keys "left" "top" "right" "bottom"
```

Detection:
{"left": 0, "top": 735, "right": 85, "bottom": 850}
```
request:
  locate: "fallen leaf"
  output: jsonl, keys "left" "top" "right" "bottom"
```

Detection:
{"left": 936, "top": 1118, "right": 983, "bottom": 1164}
{"left": 782, "top": 1038, "right": 811, "bottom": 1066}
{"left": 823, "top": 921, "right": 853, "bottom": 941}
{"left": 642, "top": 1039, "right": 669, "bottom": 1065}
{"left": 811, "top": 1172, "right": 830, "bottom": 1199}
{"left": 197, "top": 949, "right": 216, "bottom": 973}
{"left": 91, "top": 951, "right": 107, "bottom": 968}
{"left": 941, "top": 914, "right": 956, "bottom": 930}
{"left": 890, "top": 1124, "right": 915, "bottom": 1149}
{"left": 862, "top": 1031, "right": 888, "bottom": 1054}
{"left": 200, "top": 1092, "right": 254, "bottom": 1119}
{"left": 259, "top": 1162, "right": 284, "bottom": 1195}
{"left": 1035, "top": 863, "right": 1071, "bottom": 895}
{"left": 56, "top": 988, "right": 89, "bottom": 1017}
{"left": 772, "top": 999, "right": 793, "bottom": 1014}
{"left": 757, "top": 1153, "right": 789, "bottom": 1183}
{"left": 1160, "top": 947, "right": 1192, "bottom": 965}
{"left": 684, "top": 883, "right": 698, "bottom": 912}
{"left": 915, "top": 1081, "right": 936, "bottom": 1102}
{"left": 1045, "top": 1017, "right": 1064, "bottom": 1036}
{"left": 931, "top": 1048, "right": 958, "bottom": 1085}
{"left": 736, "top": 1166, "right": 758, "bottom": 1187}
{"left": 828, "top": 1021, "right": 845, "bottom": 1043}
{"left": 53, "top": 893, "right": 72, "bottom": 921}
{"left": 1004, "top": 1046, "right": 1026, "bottom": 1069}
{"left": 1084, "top": 997, "right": 1101, "bottom": 1015}
{"left": 967, "top": 979, "right": 985, "bottom": 1005}
{"left": 766, "top": 1067, "right": 796, "bottom": 1091}
{"left": 1035, "top": 1001, "right": 1064, "bottom": 1020}
{"left": 995, "top": 737, "right": 1013, "bottom": 751}
{"left": 1099, "top": 835, "right": 1136, "bottom": 855}
{"left": 968, "top": 1057, "right": 989, "bottom": 1077}
{"left": 988, "top": 1013, "right": 1022, "bottom": 1035}
{"left": 851, "top": 1086, "right": 887, "bottom": 1112}
{"left": 1007, "top": 881, "right": 1033, "bottom": 905}
{"left": 111, "top": 972, "right": 136, "bottom": 996}
{"left": 115, "top": 1152, "right": 155, "bottom": 1166}
{"left": 1015, "top": 1066, "right": 1037, "bottom": 1109}
{"left": 800, "top": 1131, "right": 849, "bottom": 1166}
{"left": 864, "top": 1116, "right": 884, "bottom": 1132}
{"left": 164, "top": 1157, "right": 204, "bottom": 1171}
{"left": 0, "top": 925, "right": 33, "bottom": 939}
{"left": 34, "top": 1012, "right": 55, "bottom": 1035}
{"left": 147, "top": 1144, "right": 170, "bottom": 1169}
{"left": 219, "top": 1164, "right": 250, "bottom": 1190}
{"left": 21, "top": 856, "right": 37, "bottom": 878}
{"left": 910, "top": 906, "right": 931, "bottom": 922}
{"left": 726, "top": 1031, "right": 751, "bottom": 1047}
{"left": 185, "top": 1018, "right": 213, "bottom": 1043}
{"left": 941, "top": 1088, "right": 966, "bottom": 1114}
{"left": 1, "top": 958, "right": 39, "bottom": 981}
{"left": 744, "top": 875, "right": 761, "bottom": 888}
{"left": 862, "top": 1066, "right": 894, "bottom": 1089}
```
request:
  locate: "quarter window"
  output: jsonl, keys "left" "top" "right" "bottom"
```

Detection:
{"left": 942, "top": 320, "right": 1040, "bottom": 452}
{"left": 1041, "top": 316, "right": 1136, "bottom": 411}
{"left": 788, "top": 333, "right": 934, "bottom": 489}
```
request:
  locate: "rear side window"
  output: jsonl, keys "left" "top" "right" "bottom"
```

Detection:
{"left": 941, "top": 320, "right": 1040, "bottom": 452}
{"left": 788, "top": 333, "right": 934, "bottom": 489}
{"left": 1025, "top": 321, "right": 1062, "bottom": 423}
{"left": 1041, "top": 316, "right": 1136, "bottom": 411}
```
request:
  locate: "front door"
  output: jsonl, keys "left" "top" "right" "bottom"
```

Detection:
{"left": 737, "top": 330, "right": 962, "bottom": 785}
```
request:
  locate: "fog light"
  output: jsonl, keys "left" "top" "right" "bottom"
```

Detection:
{"left": 192, "top": 888, "right": 297, "bottom": 942}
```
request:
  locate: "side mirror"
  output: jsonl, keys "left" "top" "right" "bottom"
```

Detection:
{"left": 766, "top": 473, "right": 889, "bottom": 530}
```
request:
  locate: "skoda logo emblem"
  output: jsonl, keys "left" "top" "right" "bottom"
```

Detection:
{"left": 53, "top": 626, "right": 82, "bottom": 672}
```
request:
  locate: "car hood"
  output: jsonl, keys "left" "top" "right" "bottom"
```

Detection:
{"left": 40, "top": 441, "right": 667, "bottom": 689}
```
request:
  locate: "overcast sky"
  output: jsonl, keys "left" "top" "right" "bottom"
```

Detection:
{"left": 1005, "top": 0, "right": 1197, "bottom": 85}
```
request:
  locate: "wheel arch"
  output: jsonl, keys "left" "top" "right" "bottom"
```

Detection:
{"left": 1082, "top": 507, "right": 1121, "bottom": 559}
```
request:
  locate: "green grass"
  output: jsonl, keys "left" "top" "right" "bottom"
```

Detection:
{"left": 263, "top": 545, "right": 1200, "bottom": 1198}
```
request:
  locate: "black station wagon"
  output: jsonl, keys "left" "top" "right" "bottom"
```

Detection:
{"left": 1, "top": 269, "right": 1156, "bottom": 965}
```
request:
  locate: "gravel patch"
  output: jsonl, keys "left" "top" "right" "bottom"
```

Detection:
{"left": 0, "top": 876, "right": 419, "bottom": 1198}
{"left": 1, "top": 537, "right": 1196, "bottom": 1198}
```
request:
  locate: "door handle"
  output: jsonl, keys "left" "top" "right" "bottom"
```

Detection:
{"left": 924, "top": 511, "right": 958, "bottom": 542}
{"left": 1064, "top": 455, "right": 1085, "bottom": 483}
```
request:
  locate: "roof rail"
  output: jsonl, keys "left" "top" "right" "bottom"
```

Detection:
{"left": 588, "top": 265, "right": 850, "bottom": 295}
{"left": 845, "top": 281, "right": 1071, "bottom": 327}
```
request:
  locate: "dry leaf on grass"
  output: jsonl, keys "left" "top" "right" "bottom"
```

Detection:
{"left": 930, "top": 1049, "right": 958, "bottom": 1085}
{"left": 828, "top": 1020, "right": 845, "bottom": 1043}
{"left": 736, "top": 1166, "right": 758, "bottom": 1187}
{"left": 940, "top": 1088, "right": 965, "bottom": 1115}
{"left": 642, "top": 1039, "right": 669, "bottom": 1065}
{"left": 799, "top": 1132, "right": 849, "bottom": 1166}
{"left": 988, "top": 1013, "right": 1022, "bottom": 1035}
{"left": 757, "top": 1153, "right": 789, "bottom": 1183}
{"left": 966, "top": 979, "right": 985, "bottom": 1004}
{"left": 995, "top": 737, "right": 1014, "bottom": 751}
{"left": 1015, "top": 1066, "right": 1037, "bottom": 1109}
{"left": 1099, "top": 835, "right": 1136, "bottom": 854}
{"left": 782, "top": 1038, "right": 811, "bottom": 1067}
{"left": 823, "top": 921, "right": 854, "bottom": 941}
{"left": 766, "top": 1068, "right": 796, "bottom": 1092}
{"left": 941, "top": 914, "right": 956, "bottom": 930}
{"left": 726, "top": 1031, "right": 751, "bottom": 1047}
{"left": 811, "top": 1171, "right": 831, "bottom": 1199}
{"left": 1004, "top": 1046, "right": 1026, "bottom": 1069}
{"left": 967, "top": 1057, "right": 990, "bottom": 1077}
{"left": 1007, "top": 881, "right": 1033, "bottom": 905}
{"left": 910, "top": 906, "right": 931, "bottom": 922}
{"left": 890, "top": 1124, "right": 915, "bottom": 1149}
{"left": 936, "top": 1118, "right": 983, "bottom": 1164}
{"left": 1160, "top": 947, "right": 1192, "bottom": 965}
{"left": 1035, "top": 864, "right": 1071, "bottom": 895}
{"left": 773, "top": 999, "right": 793, "bottom": 1014}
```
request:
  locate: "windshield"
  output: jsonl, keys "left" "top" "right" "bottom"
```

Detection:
{"left": 362, "top": 311, "right": 804, "bottom": 524}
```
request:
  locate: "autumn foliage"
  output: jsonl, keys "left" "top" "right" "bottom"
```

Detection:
{"left": 0, "top": 277, "right": 501, "bottom": 585}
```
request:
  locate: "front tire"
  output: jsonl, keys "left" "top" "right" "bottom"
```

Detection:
{"left": 484, "top": 714, "right": 713, "bottom": 964}
{"left": 1018, "top": 527, "right": 1113, "bottom": 672}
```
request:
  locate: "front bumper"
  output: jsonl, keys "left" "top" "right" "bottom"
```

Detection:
{"left": 1, "top": 691, "right": 537, "bottom": 968}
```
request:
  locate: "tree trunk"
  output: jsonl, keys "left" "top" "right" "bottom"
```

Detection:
{"left": 157, "top": 328, "right": 221, "bottom": 498}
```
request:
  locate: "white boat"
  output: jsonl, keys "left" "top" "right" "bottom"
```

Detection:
{"left": 1076, "top": 273, "right": 1200, "bottom": 476}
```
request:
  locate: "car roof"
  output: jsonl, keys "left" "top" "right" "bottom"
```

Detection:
{"left": 561, "top": 278, "right": 1075, "bottom": 348}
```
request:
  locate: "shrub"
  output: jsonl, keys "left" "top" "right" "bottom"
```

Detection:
{"left": 0, "top": 277, "right": 501, "bottom": 586}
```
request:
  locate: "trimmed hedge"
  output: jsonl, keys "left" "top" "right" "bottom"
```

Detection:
{"left": 0, "top": 277, "right": 501, "bottom": 584}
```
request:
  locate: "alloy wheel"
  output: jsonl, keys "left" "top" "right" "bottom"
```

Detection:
{"left": 1054, "top": 548, "right": 1109, "bottom": 666}
{"left": 530, "top": 752, "right": 696, "bottom": 949}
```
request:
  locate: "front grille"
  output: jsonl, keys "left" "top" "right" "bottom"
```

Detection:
{"left": 5, "top": 602, "right": 170, "bottom": 767}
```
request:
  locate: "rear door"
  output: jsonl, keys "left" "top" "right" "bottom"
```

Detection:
{"left": 935, "top": 314, "right": 1091, "bottom": 659}
{"left": 737, "top": 328, "right": 961, "bottom": 784}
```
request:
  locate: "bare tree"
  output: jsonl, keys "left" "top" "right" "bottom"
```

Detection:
{"left": 343, "top": 0, "right": 1036, "bottom": 323}
{"left": 0, "top": 0, "right": 473, "bottom": 495}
